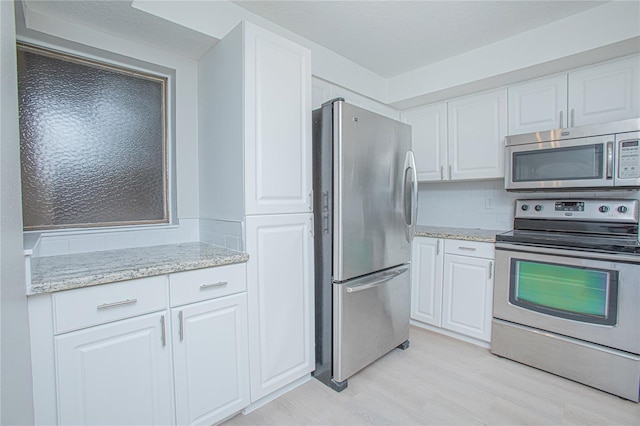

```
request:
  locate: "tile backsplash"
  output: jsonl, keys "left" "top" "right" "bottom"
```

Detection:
{"left": 199, "top": 219, "right": 244, "bottom": 251}
{"left": 34, "top": 218, "right": 200, "bottom": 257}
{"left": 417, "top": 179, "right": 640, "bottom": 230}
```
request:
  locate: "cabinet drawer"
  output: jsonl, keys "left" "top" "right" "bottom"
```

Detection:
{"left": 53, "top": 276, "right": 168, "bottom": 334}
{"left": 169, "top": 263, "right": 247, "bottom": 307}
{"left": 444, "top": 239, "right": 495, "bottom": 259}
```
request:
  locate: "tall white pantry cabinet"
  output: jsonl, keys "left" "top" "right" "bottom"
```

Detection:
{"left": 198, "top": 20, "right": 315, "bottom": 405}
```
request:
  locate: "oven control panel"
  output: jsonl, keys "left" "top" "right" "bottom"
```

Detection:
{"left": 515, "top": 199, "right": 639, "bottom": 222}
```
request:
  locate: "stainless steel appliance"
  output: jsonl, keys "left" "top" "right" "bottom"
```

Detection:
{"left": 312, "top": 98, "right": 417, "bottom": 391}
{"left": 505, "top": 118, "right": 640, "bottom": 191}
{"left": 491, "top": 198, "right": 640, "bottom": 402}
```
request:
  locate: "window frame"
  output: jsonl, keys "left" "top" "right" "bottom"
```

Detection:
{"left": 17, "top": 42, "right": 174, "bottom": 232}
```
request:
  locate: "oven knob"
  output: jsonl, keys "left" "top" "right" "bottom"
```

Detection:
{"left": 618, "top": 206, "right": 629, "bottom": 214}
{"left": 534, "top": 205, "right": 543, "bottom": 212}
{"left": 521, "top": 204, "right": 529, "bottom": 211}
{"left": 599, "top": 205, "right": 609, "bottom": 213}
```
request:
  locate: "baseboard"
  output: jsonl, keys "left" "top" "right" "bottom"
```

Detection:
{"left": 410, "top": 320, "right": 491, "bottom": 349}
{"left": 242, "top": 374, "right": 311, "bottom": 415}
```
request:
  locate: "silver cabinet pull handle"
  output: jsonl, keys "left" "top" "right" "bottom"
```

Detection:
{"left": 440, "top": 166, "right": 444, "bottom": 180}
{"left": 97, "top": 298, "right": 137, "bottom": 310}
{"left": 436, "top": 239, "right": 440, "bottom": 255}
{"left": 559, "top": 110, "right": 564, "bottom": 128}
{"left": 178, "top": 311, "right": 184, "bottom": 341}
{"left": 160, "top": 315, "right": 166, "bottom": 347}
{"left": 570, "top": 108, "right": 575, "bottom": 127}
{"left": 458, "top": 246, "right": 477, "bottom": 251}
{"left": 200, "top": 281, "right": 228, "bottom": 290}
{"left": 448, "top": 165, "right": 452, "bottom": 180}
{"left": 489, "top": 261, "right": 493, "bottom": 280}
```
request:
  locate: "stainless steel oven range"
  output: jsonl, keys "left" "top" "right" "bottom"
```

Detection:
{"left": 491, "top": 198, "right": 640, "bottom": 402}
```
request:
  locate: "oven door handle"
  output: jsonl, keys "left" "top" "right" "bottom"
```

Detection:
{"left": 495, "top": 242, "right": 639, "bottom": 263}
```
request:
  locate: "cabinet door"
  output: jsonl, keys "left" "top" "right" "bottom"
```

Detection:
{"left": 329, "top": 85, "right": 368, "bottom": 108}
{"left": 569, "top": 55, "right": 640, "bottom": 126}
{"left": 312, "top": 77, "right": 331, "bottom": 110}
{"left": 363, "top": 99, "right": 401, "bottom": 120}
{"left": 441, "top": 254, "right": 493, "bottom": 342}
{"left": 246, "top": 213, "right": 314, "bottom": 401}
{"left": 244, "top": 22, "right": 312, "bottom": 215}
{"left": 172, "top": 293, "right": 249, "bottom": 425}
{"left": 411, "top": 237, "right": 444, "bottom": 326}
{"left": 55, "top": 312, "right": 173, "bottom": 425}
{"left": 448, "top": 89, "right": 507, "bottom": 180}
{"left": 402, "top": 103, "right": 448, "bottom": 181}
{"left": 508, "top": 75, "right": 567, "bottom": 134}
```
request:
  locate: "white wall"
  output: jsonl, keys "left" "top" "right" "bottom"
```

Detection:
{"left": 417, "top": 180, "right": 517, "bottom": 231}
{"left": 388, "top": 1, "right": 640, "bottom": 109}
{"left": 17, "top": 6, "right": 201, "bottom": 256}
{"left": 0, "top": 1, "right": 35, "bottom": 423}
{"left": 132, "top": 0, "right": 389, "bottom": 104}
{"left": 135, "top": 1, "right": 639, "bottom": 110}
{"left": 417, "top": 180, "right": 640, "bottom": 230}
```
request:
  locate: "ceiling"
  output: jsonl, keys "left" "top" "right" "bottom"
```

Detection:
{"left": 232, "top": 1, "right": 609, "bottom": 78}
{"left": 20, "top": 0, "right": 609, "bottom": 78}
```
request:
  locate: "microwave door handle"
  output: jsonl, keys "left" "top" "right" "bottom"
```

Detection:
{"left": 606, "top": 141, "right": 613, "bottom": 180}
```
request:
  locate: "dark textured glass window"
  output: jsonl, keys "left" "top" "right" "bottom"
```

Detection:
{"left": 17, "top": 43, "right": 168, "bottom": 231}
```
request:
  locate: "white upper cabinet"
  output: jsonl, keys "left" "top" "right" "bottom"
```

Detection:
{"left": 448, "top": 89, "right": 507, "bottom": 180}
{"left": 199, "top": 22, "right": 312, "bottom": 220}
{"left": 311, "top": 77, "right": 400, "bottom": 119}
{"left": 508, "top": 75, "right": 567, "bottom": 134}
{"left": 402, "top": 103, "right": 447, "bottom": 181}
{"left": 508, "top": 55, "right": 640, "bottom": 135}
{"left": 244, "top": 23, "right": 312, "bottom": 215}
{"left": 311, "top": 78, "right": 332, "bottom": 110}
{"left": 569, "top": 55, "right": 640, "bottom": 127}
{"left": 402, "top": 89, "right": 506, "bottom": 182}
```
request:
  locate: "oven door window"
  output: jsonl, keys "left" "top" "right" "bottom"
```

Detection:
{"left": 509, "top": 259, "right": 618, "bottom": 325}
{"left": 512, "top": 144, "right": 603, "bottom": 182}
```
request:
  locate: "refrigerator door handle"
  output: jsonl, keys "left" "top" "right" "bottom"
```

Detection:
{"left": 403, "top": 151, "right": 418, "bottom": 242}
{"left": 345, "top": 267, "right": 409, "bottom": 293}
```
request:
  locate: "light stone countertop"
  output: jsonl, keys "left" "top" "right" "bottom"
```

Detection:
{"left": 28, "top": 242, "right": 249, "bottom": 295}
{"left": 414, "top": 225, "right": 506, "bottom": 243}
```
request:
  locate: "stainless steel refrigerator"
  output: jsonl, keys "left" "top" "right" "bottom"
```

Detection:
{"left": 312, "top": 98, "right": 417, "bottom": 391}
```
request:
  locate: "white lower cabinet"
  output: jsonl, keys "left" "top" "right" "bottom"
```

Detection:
{"left": 55, "top": 311, "right": 174, "bottom": 425}
{"left": 172, "top": 293, "right": 249, "bottom": 425}
{"left": 410, "top": 237, "right": 443, "bottom": 326}
{"left": 411, "top": 237, "right": 494, "bottom": 344}
{"left": 31, "top": 264, "right": 250, "bottom": 426}
{"left": 245, "top": 213, "right": 315, "bottom": 402}
{"left": 441, "top": 252, "right": 494, "bottom": 342}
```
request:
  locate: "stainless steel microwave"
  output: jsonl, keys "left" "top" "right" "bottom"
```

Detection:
{"left": 505, "top": 118, "right": 640, "bottom": 191}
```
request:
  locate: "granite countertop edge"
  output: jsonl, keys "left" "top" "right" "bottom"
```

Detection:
{"left": 414, "top": 226, "right": 505, "bottom": 243}
{"left": 28, "top": 243, "right": 249, "bottom": 295}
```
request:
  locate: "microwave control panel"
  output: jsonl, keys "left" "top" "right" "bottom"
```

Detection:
{"left": 618, "top": 139, "right": 640, "bottom": 179}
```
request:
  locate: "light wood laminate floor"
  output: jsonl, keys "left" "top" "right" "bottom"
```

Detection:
{"left": 225, "top": 326, "right": 640, "bottom": 425}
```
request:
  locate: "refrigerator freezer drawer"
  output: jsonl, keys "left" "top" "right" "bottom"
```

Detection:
{"left": 333, "top": 265, "right": 410, "bottom": 382}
